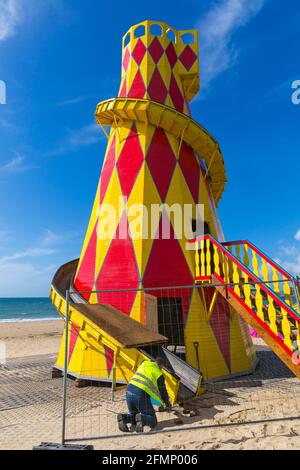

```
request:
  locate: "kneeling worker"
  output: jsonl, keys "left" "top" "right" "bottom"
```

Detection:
{"left": 117, "top": 357, "right": 171, "bottom": 433}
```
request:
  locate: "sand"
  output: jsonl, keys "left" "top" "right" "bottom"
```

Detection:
{"left": 0, "top": 320, "right": 63, "bottom": 358}
{"left": 0, "top": 320, "right": 300, "bottom": 450}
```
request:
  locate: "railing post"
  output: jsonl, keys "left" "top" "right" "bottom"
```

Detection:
{"left": 200, "top": 240, "right": 205, "bottom": 277}
{"left": 225, "top": 285, "right": 229, "bottom": 300}
{"left": 195, "top": 241, "right": 200, "bottom": 278}
{"left": 61, "top": 290, "right": 70, "bottom": 446}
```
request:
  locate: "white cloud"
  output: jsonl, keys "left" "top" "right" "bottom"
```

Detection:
{"left": 197, "top": 0, "right": 266, "bottom": 88}
{"left": 55, "top": 95, "right": 94, "bottom": 107}
{"left": 0, "top": 152, "right": 38, "bottom": 173}
{"left": 277, "top": 244, "right": 299, "bottom": 258}
{"left": 274, "top": 256, "right": 300, "bottom": 277}
{"left": 0, "top": 247, "right": 57, "bottom": 263}
{"left": 0, "top": 239, "right": 58, "bottom": 295}
{"left": 275, "top": 231, "right": 300, "bottom": 276}
{"left": 0, "top": 0, "right": 22, "bottom": 41}
{"left": 47, "top": 123, "right": 102, "bottom": 156}
{"left": 40, "top": 228, "right": 78, "bottom": 246}
{"left": 0, "top": 261, "right": 56, "bottom": 297}
{"left": 0, "top": 116, "right": 20, "bottom": 132}
{"left": 0, "top": 227, "right": 78, "bottom": 295}
{"left": 0, "top": 1, "right": 72, "bottom": 43}
{"left": 295, "top": 229, "right": 300, "bottom": 242}
{"left": 41, "top": 229, "right": 63, "bottom": 246}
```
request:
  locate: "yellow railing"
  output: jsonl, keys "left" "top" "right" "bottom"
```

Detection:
{"left": 191, "top": 235, "right": 300, "bottom": 360}
{"left": 223, "top": 240, "right": 300, "bottom": 313}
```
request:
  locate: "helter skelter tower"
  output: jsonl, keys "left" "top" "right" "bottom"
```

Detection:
{"left": 53, "top": 21, "right": 257, "bottom": 384}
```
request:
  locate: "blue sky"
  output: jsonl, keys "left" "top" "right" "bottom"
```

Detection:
{"left": 0, "top": 0, "right": 299, "bottom": 296}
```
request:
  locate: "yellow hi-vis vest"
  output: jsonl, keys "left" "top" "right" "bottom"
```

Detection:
{"left": 130, "top": 360, "right": 165, "bottom": 406}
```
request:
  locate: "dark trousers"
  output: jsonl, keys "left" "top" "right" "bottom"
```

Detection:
{"left": 122, "top": 384, "right": 157, "bottom": 429}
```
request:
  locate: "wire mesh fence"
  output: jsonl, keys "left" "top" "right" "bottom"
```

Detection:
{"left": 1, "top": 281, "right": 300, "bottom": 449}
{"left": 57, "top": 282, "right": 300, "bottom": 444}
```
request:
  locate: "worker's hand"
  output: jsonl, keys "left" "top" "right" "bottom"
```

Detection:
{"left": 158, "top": 402, "right": 172, "bottom": 412}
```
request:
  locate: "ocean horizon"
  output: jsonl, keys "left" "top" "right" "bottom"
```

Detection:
{"left": 0, "top": 297, "right": 59, "bottom": 323}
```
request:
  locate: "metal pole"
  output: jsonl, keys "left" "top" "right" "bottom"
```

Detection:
{"left": 193, "top": 342, "right": 200, "bottom": 372}
{"left": 61, "top": 290, "right": 70, "bottom": 446}
{"left": 75, "top": 278, "right": 293, "bottom": 297}
{"left": 111, "top": 366, "right": 116, "bottom": 402}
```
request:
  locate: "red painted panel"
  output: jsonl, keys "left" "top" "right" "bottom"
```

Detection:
{"left": 204, "top": 287, "right": 231, "bottom": 370}
{"left": 74, "top": 223, "right": 98, "bottom": 300}
{"left": 118, "top": 79, "right": 127, "bottom": 98}
{"left": 122, "top": 47, "right": 130, "bottom": 71}
{"left": 68, "top": 322, "right": 81, "bottom": 363}
{"left": 179, "top": 141, "right": 200, "bottom": 203}
{"left": 128, "top": 69, "right": 146, "bottom": 98}
{"left": 179, "top": 46, "right": 197, "bottom": 70}
{"left": 96, "top": 212, "right": 140, "bottom": 315}
{"left": 148, "top": 68, "right": 168, "bottom": 104}
{"left": 104, "top": 345, "right": 114, "bottom": 376}
{"left": 143, "top": 211, "right": 193, "bottom": 320}
{"left": 100, "top": 134, "right": 116, "bottom": 203}
{"left": 148, "top": 37, "right": 164, "bottom": 64}
{"left": 117, "top": 125, "right": 144, "bottom": 198}
{"left": 132, "top": 39, "right": 146, "bottom": 65}
{"left": 166, "top": 42, "right": 177, "bottom": 68}
{"left": 146, "top": 128, "right": 176, "bottom": 202}
{"left": 169, "top": 74, "right": 184, "bottom": 112}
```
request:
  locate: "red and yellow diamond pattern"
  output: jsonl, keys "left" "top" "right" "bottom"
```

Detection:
{"left": 118, "top": 22, "right": 199, "bottom": 115}
{"left": 60, "top": 21, "right": 256, "bottom": 381}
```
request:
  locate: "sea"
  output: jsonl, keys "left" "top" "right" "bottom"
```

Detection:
{"left": 0, "top": 298, "right": 59, "bottom": 323}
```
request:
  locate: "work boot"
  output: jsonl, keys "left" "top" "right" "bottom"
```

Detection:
{"left": 117, "top": 414, "right": 129, "bottom": 433}
{"left": 135, "top": 413, "right": 144, "bottom": 433}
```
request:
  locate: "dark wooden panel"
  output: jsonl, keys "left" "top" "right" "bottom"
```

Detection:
{"left": 73, "top": 303, "right": 168, "bottom": 349}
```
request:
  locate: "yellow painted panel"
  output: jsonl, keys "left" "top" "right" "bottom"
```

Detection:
{"left": 115, "top": 121, "right": 133, "bottom": 159}
{"left": 127, "top": 59, "right": 139, "bottom": 93}
{"left": 135, "top": 119, "right": 149, "bottom": 155}
{"left": 144, "top": 122, "right": 156, "bottom": 155}
{"left": 164, "top": 126, "right": 180, "bottom": 159}
{"left": 229, "top": 307, "right": 256, "bottom": 374}
{"left": 165, "top": 164, "right": 197, "bottom": 277}
{"left": 89, "top": 292, "right": 98, "bottom": 304}
{"left": 127, "top": 162, "right": 162, "bottom": 277}
{"left": 185, "top": 289, "right": 229, "bottom": 379}
{"left": 130, "top": 288, "right": 144, "bottom": 323}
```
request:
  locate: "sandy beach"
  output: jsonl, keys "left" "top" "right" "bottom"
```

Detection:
{"left": 0, "top": 320, "right": 300, "bottom": 450}
{"left": 0, "top": 320, "right": 63, "bottom": 359}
